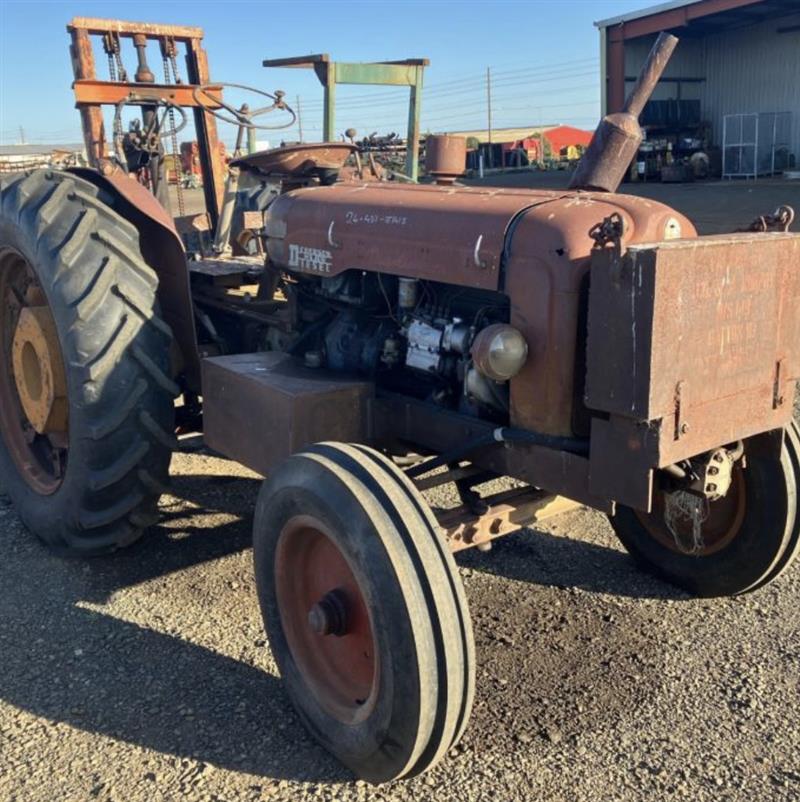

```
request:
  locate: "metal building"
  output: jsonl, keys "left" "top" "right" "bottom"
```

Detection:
{"left": 596, "top": 0, "right": 800, "bottom": 178}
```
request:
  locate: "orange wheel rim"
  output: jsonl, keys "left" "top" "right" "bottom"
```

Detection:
{"left": 0, "top": 247, "right": 68, "bottom": 494}
{"left": 274, "top": 515, "right": 378, "bottom": 724}
{"left": 637, "top": 467, "right": 747, "bottom": 557}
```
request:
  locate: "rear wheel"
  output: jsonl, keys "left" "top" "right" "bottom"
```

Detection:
{"left": 0, "top": 170, "right": 177, "bottom": 555}
{"left": 253, "top": 442, "right": 474, "bottom": 783}
{"left": 751, "top": 422, "right": 800, "bottom": 588}
{"left": 609, "top": 431, "right": 798, "bottom": 597}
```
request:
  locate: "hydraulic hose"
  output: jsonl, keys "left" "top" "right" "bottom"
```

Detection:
{"left": 406, "top": 426, "right": 589, "bottom": 479}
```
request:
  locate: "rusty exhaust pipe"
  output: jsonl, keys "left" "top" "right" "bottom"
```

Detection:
{"left": 570, "top": 32, "right": 679, "bottom": 193}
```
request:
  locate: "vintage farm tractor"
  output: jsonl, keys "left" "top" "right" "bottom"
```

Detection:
{"left": 0, "top": 19, "right": 798, "bottom": 782}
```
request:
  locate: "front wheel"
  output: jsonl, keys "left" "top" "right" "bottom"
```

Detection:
{"left": 253, "top": 442, "right": 475, "bottom": 783}
{"left": 609, "top": 428, "right": 799, "bottom": 597}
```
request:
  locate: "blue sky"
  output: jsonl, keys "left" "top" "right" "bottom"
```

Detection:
{"left": 0, "top": 0, "right": 650, "bottom": 148}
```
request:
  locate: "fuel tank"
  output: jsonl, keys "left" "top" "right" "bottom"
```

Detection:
{"left": 265, "top": 181, "right": 696, "bottom": 435}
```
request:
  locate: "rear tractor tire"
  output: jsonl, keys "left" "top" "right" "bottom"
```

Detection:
{"left": 0, "top": 170, "right": 177, "bottom": 555}
{"left": 253, "top": 442, "right": 475, "bottom": 783}
{"left": 609, "top": 427, "right": 800, "bottom": 597}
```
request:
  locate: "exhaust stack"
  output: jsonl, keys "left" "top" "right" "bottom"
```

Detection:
{"left": 570, "top": 32, "right": 679, "bottom": 193}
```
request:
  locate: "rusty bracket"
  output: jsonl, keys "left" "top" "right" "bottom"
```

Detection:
{"left": 590, "top": 212, "right": 627, "bottom": 285}
{"left": 773, "top": 358, "right": 785, "bottom": 409}
{"left": 437, "top": 487, "right": 582, "bottom": 552}
{"left": 674, "top": 380, "right": 689, "bottom": 440}
{"left": 744, "top": 205, "right": 795, "bottom": 233}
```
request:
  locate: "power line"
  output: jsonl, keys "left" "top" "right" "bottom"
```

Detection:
{"left": 3, "top": 57, "right": 601, "bottom": 147}
{"left": 295, "top": 71, "right": 599, "bottom": 116}
{"left": 290, "top": 57, "right": 599, "bottom": 109}
{"left": 295, "top": 64, "right": 600, "bottom": 111}
{"left": 349, "top": 86, "right": 597, "bottom": 127}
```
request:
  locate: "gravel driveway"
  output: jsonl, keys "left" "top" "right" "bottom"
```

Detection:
{"left": 2, "top": 413, "right": 799, "bottom": 802}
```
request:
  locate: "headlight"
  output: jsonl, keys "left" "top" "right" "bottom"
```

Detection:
{"left": 470, "top": 324, "right": 528, "bottom": 381}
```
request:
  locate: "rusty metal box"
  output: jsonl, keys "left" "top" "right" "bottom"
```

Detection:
{"left": 202, "top": 352, "right": 373, "bottom": 476}
{"left": 586, "top": 232, "right": 800, "bottom": 467}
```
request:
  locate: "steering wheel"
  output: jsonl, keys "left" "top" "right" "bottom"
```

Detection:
{"left": 114, "top": 97, "right": 188, "bottom": 141}
{"left": 193, "top": 83, "right": 296, "bottom": 130}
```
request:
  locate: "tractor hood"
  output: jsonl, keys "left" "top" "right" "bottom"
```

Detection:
{"left": 264, "top": 181, "right": 696, "bottom": 292}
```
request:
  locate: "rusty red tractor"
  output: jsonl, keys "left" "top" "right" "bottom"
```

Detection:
{"left": 0, "top": 20, "right": 798, "bottom": 782}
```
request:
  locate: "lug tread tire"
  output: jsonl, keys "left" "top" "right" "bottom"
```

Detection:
{"left": 0, "top": 169, "right": 175, "bottom": 556}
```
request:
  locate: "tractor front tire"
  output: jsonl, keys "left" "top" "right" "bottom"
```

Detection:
{"left": 0, "top": 170, "right": 177, "bottom": 555}
{"left": 254, "top": 442, "right": 475, "bottom": 783}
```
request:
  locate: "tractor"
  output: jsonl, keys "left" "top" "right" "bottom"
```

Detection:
{"left": 0, "top": 20, "right": 798, "bottom": 783}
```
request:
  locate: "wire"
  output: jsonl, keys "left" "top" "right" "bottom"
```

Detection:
{"left": 377, "top": 274, "right": 398, "bottom": 323}
{"left": 297, "top": 64, "right": 600, "bottom": 111}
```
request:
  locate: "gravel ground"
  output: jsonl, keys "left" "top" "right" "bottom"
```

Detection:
{"left": 2, "top": 403, "right": 799, "bottom": 802}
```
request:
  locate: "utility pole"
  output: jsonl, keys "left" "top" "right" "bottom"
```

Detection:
{"left": 18, "top": 126, "right": 25, "bottom": 145}
{"left": 486, "top": 67, "right": 493, "bottom": 169}
{"left": 296, "top": 95, "right": 304, "bottom": 141}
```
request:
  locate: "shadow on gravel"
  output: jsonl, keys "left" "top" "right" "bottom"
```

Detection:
{"left": 0, "top": 472, "right": 349, "bottom": 784}
{"left": 0, "top": 604, "right": 347, "bottom": 782}
{"left": 457, "top": 526, "right": 687, "bottom": 601}
{"left": 73, "top": 474, "right": 264, "bottom": 605}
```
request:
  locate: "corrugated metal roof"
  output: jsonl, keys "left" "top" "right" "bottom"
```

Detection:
{"left": 595, "top": 0, "right": 700, "bottom": 29}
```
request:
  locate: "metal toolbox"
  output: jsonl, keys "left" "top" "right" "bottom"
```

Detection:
{"left": 202, "top": 352, "right": 373, "bottom": 476}
{"left": 586, "top": 232, "right": 800, "bottom": 507}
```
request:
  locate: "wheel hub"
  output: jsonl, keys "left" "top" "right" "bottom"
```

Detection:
{"left": 275, "top": 515, "right": 377, "bottom": 723}
{"left": 11, "top": 305, "right": 68, "bottom": 435}
{"left": 308, "top": 588, "right": 350, "bottom": 637}
{"left": 639, "top": 465, "right": 747, "bottom": 557}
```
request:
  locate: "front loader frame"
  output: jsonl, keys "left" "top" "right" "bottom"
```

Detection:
{"left": 67, "top": 17, "right": 226, "bottom": 229}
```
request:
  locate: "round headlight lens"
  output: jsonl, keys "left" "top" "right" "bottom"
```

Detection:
{"left": 470, "top": 324, "right": 528, "bottom": 381}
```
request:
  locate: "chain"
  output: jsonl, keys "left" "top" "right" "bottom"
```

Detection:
{"left": 167, "top": 37, "right": 182, "bottom": 84}
{"left": 102, "top": 32, "right": 128, "bottom": 82}
{"left": 116, "top": 52, "right": 128, "bottom": 82}
{"left": 162, "top": 39, "right": 185, "bottom": 217}
{"left": 102, "top": 32, "right": 116, "bottom": 81}
{"left": 112, "top": 101, "right": 126, "bottom": 166}
{"left": 589, "top": 212, "right": 626, "bottom": 249}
